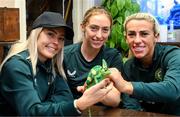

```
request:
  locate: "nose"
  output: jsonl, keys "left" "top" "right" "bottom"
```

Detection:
{"left": 53, "top": 37, "right": 59, "bottom": 45}
{"left": 96, "top": 29, "right": 102, "bottom": 38}
{"left": 134, "top": 35, "right": 141, "bottom": 43}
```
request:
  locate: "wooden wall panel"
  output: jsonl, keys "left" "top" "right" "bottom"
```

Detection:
{"left": 0, "top": 46, "right": 4, "bottom": 63}
{"left": 0, "top": 7, "right": 20, "bottom": 42}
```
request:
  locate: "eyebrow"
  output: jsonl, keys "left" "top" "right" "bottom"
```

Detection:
{"left": 46, "top": 28, "right": 57, "bottom": 33}
{"left": 127, "top": 30, "right": 150, "bottom": 32}
{"left": 89, "top": 24, "right": 110, "bottom": 28}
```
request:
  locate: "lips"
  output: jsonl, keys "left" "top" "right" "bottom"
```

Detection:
{"left": 133, "top": 46, "right": 145, "bottom": 52}
{"left": 46, "top": 46, "right": 57, "bottom": 53}
{"left": 92, "top": 39, "right": 104, "bottom": 45}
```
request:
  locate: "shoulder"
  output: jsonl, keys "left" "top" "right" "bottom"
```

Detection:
{"left": 103, "top": 46, "right": 122, "bottom": 58}
{"left": 156, "top": 44, "right": 180, "bottom": 54}
{"left": 2, "top": 51, "right": 32, "bottom": 74}
{"left": 103, "top": 46, "right": 123, "bottom": 61}
{"left": 64, "top": 43, "right": 80, "bottom": 55}
{"left": 102, "top": 46, "right": 123, "bottom": 70}
{"left": 156, "top": 44, "right": 180, "bottom": 62}
{"left": 103, "top": 45, "right": 120, "bottom": 54}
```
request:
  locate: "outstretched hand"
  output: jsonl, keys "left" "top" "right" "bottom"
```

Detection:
{"left": 76, "top": 78, "right": 113, "bottom": 111}
{"left": 107, "top": 68, "right": 133, "bottom": 94}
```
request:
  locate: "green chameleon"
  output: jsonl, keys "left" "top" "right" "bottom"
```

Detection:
{"left": 85, "top": 59, "right": 111, "bottom": 89}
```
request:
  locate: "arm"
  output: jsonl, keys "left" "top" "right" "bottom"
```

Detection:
{"left": 100, "top": 50, "right": 123, "bottom": 107}
{"left": 131, "top": 49, "right": 180, "bottom": 103}
{"left": 75, "top": 79, "right": 113, "bottom": 111}
{"left": 0, "top": 57, "right": 79, "bottom": 116}
{"left": 122, "top": 93, "right": 143, "bottom": 111}
{"left": 109, "top": 49, "right": 180, "bottom": 104}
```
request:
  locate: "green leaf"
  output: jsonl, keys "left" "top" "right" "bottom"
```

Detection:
{"left": 101, "top": 0, "right": 107, "bottom": 6}
{"left": 114, "top": 23, "right": 121, "bottom": 43}
{"left": 132, "top": 3, "right": 140, "bottom": 12}
{"left": 121, "top": 37, "right": 129, "bottom": 52}
{"left": 101, "top": 0, "right": 140, "bottom": 58}
{"left": 109, "top": 40, "right": 115, "bottom": 48}
{"left": 116, "top": 16, "right": 123, "bottom": 25}
{"left": 111, "top": 1, "right": 118, "bottom": 18}
{"left": 122, "top": 57, "right": 128, "bottom": 63}
{"left": 116, "top": 0, "right": 125, "bottom": 11}
{"left": 124, "top": 10, "right": 131, "bottom": 18}
{"left": 106, "top": 0, "right": 111, "bottom": 10}
{"left": 111, "top": 25, "right": 118, "bottom": 45}
{"left": 125, "top": 0, "right": 131, "bottom": 9}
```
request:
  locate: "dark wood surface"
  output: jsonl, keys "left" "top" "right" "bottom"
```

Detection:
{"left": 81, "top": 106, "right": 177, "bottom": 117}
{"left": 157, "top": 42, "right": 180, "bottom": 47}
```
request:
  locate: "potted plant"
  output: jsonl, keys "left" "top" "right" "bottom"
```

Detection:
{"left": 101, "top": 0, "right": 140, "bottom": 58}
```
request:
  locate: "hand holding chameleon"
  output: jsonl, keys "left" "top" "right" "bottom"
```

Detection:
{"left": 85, "top": 59, "right": 111, "bottom": 89}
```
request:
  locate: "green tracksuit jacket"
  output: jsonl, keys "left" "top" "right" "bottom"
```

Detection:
{"left": 0, "top": 50, "right": 80, "bottom": 116}
{"left": 63, "top": 42, "right": 123, "bottom": 99}
{"left": 122, "top": 44, "right": 180, "bottom": 115}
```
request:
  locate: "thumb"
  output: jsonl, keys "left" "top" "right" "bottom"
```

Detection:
{"left": 77, "top": 85, "right": 85, "bottom": 93}
{"left": 91, "top": 78, "right": 110, "bottom": 90}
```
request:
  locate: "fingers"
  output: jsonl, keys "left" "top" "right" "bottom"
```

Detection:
{"left": 105, "top": 82, "right": 113, "bottom": 91}
{"left": 93, "top": 80, "right": 113, "bottom": 96}
{"left": 101, "top": 82, "right": 113, "bottom": 96}
{"left": 77, "top": 86, "right": 85, "bottom": 93}
{"left": 107, "top": 68, "right": 122, "bottom": 82}
{"left": 90, "top": 78, "right": 110, "bottom": 91}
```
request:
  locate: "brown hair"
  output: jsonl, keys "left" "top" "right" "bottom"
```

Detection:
{"left": 82, "top": 6, "right": 113, "bottom": 28}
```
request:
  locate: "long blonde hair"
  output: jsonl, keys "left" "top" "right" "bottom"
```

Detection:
{"left": 0, "top": 28, "right": 66, "bottom": 79}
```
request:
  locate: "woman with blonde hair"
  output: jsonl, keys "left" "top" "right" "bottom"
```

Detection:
{"left": 108, "top": 12, "right": 180, "bottom": 115}
{"left": 0, "top": 11, "right": 113, "bottom": 116}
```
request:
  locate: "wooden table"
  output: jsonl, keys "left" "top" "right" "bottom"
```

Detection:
{"left": 157, "top": 42, "right": 180, "bottom": 47}
{"left": 81, "top": 106, "right": 177, "bottom": 117}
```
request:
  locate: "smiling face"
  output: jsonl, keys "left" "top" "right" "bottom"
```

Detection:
{"left": 125, "top": 19, "right": 159, "bottom": 61}
{"left": 82, "top": 14, "right": 111, "bottom": 50}
{"left": 37, "top": 28, "right": 65, "bottom": 62}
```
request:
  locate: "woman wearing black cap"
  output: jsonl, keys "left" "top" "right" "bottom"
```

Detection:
{"left": 0, "top": 11, "right": 113, "bottom": 116}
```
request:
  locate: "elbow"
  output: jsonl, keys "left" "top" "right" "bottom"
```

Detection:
{"left": 165, "top": 91, "right": 180, "bottom": 103}
{"left": 161, "top": 81, "right": 180, "bottom": 103}
{"left": 161, "top": 87, "right": 180, "bottom": 103}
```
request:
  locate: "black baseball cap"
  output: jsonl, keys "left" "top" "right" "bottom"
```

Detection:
{"left": 32, "top": 11, "right": 74, "bottom": 40}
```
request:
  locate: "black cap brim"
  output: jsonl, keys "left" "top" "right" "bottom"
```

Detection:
{"left": 32, "top": 11, "right": 74, "bottom": 40}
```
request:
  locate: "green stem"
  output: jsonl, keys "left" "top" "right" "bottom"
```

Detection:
{"left": 88, "top": 107, "right": 91, "bottom": 117}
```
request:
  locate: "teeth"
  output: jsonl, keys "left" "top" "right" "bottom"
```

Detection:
{"left": 48, "top": 46, "right": 55, "bottom": 51}
{"left": 134, "top": 47, "right": 144, "bottom": 51}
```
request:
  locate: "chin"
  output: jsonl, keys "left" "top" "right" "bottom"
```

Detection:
{"left": 134, "top": 54, "right": 145, "bottom": 59}
{"left": 46, "top": 54, "right": 55, "bottom": 59}
{"left": 92, "top": 44, "right": 103, "bottom": 49}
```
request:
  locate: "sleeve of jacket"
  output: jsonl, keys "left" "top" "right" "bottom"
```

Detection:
{"left": 122, "top": 93, "right": 143, "bottom": 111}
{"left": 131, "top": 49, "right": 180, "bottom": 104}
{"left": 0, "top": 57, "right": 80, "bottom": 116}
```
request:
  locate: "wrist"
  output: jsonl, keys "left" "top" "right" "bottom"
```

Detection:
{"left": 75, "top": 98, "right": 87, "bottom": 111}
{"left": 74, "top": 99, "right": 82, "bottom": 113}
{"left": 122, "top": 81, "right": 133, "bottom": 95}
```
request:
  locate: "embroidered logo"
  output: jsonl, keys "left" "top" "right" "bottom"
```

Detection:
{"left": 155, "top": 68, "right": 163, "bottom": 81}
{"left": 67, "top": 69, "right": 76, "bottom": 78}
